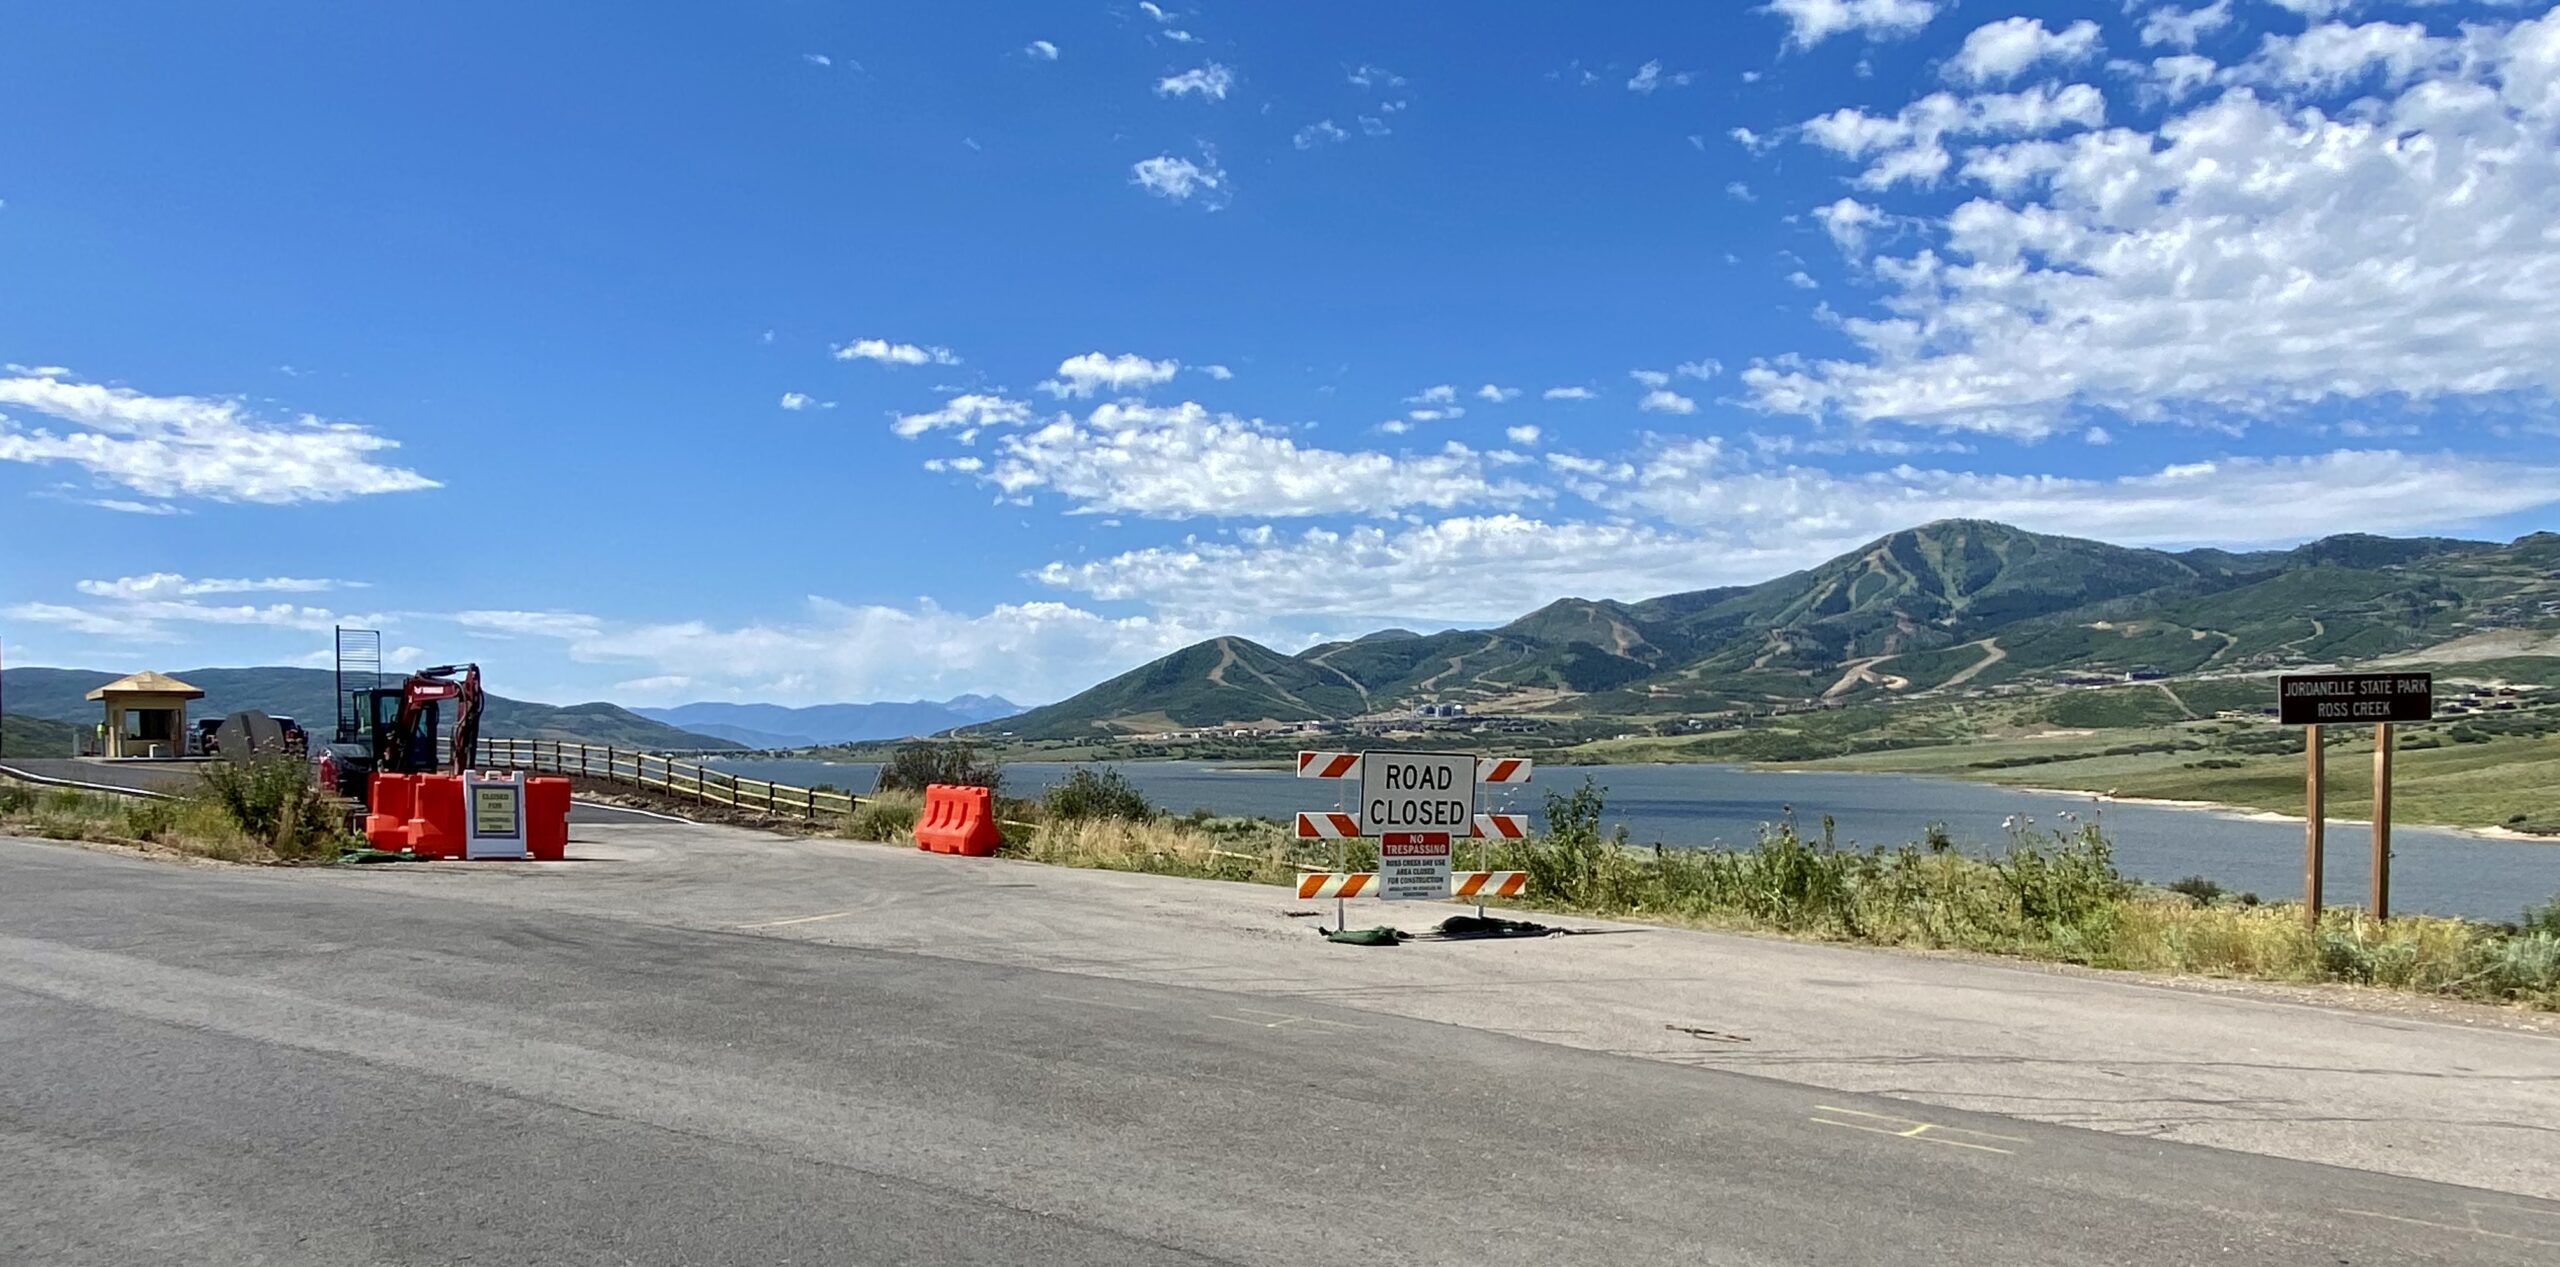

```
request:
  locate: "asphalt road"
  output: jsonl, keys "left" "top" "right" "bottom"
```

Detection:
{"left": 3, "top": 838, "right": 2556, "bottom": 1265}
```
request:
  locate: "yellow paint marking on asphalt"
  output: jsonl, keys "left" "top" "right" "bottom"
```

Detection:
{"left": 1810, "top": 1105, "right": 2023, "bottom": 1155}
{"left": 737, "top": 910, "right": 860, "bottom": 930}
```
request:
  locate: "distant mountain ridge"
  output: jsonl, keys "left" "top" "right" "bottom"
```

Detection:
{"left": 977, "top": 520, "right": 2560, "bottom": 741}
{"left": 632, "top": 695, "right": 1022, "bottom": 748}
{"left": 0, "top": 666, "right": 739, "bottom": 751}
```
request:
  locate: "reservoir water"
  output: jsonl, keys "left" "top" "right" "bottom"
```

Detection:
{"left": 710, "top": 757, "right": 2560, "bottom": 923}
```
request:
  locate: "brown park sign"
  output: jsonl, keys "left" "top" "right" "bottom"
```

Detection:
{"left": 2277, "top": 672, "right": 2434, "bottom": 726}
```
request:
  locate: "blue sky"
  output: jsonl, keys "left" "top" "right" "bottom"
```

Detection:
{"left": 4, "top": 0, "right": 2558, "bottom": 706}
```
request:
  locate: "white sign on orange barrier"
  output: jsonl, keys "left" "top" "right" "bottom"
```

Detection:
{"left": 1378, "top": 831, "right": 1453, "bottom": 901}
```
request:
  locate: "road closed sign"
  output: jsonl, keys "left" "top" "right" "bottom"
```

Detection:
{"left": 1378, "top": 832, "right": 1453, "bottom": 901}
{"left": 1359, "top": 751, "right": 1475, "bottom": 833}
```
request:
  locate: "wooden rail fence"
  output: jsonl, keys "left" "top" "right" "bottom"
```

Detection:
{"left": 475, "top": 739, "right": 871, "bottom": 822}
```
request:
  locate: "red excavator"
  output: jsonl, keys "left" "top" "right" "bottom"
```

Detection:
{"left": 317, "top": 664, "right": 485, "bottom": 803}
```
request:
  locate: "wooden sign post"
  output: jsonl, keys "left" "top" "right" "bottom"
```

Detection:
{"left": 2278, "top": 674, "right": 2431, "bottom": 927}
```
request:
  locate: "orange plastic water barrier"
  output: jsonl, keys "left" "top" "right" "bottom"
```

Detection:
{"left": 525, "top": 776, "right": 570, "bottom": 861}
{"left": 914, "top": 783, "right": 1001, "bottom": 857}
{"left": 365, "top": 773, "right": 417, "bottom": 849}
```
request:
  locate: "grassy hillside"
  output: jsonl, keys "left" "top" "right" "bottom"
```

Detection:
{"left": 0, "top": 712, "right": 80, "bottom": 758}
{"left": 976, "top": 519, "right": 2560, "bottom": 745}
{"left": 0, "top": 666, "right": 737, "bottom": 751}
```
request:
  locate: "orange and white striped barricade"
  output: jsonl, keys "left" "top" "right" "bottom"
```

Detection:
{"left": 1296, "top": 872, "right": 1376, "bottom": 899}
{"left": 1451, "top": 870, "right": 1527, "bottom": 900}
{"left": 1296, "top": 751, "right": 1360, "bottom": 779}
{"left": 1477, "top": 757, "right": 1532, "bottom": 784}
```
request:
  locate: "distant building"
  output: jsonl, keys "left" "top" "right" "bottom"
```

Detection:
{"left": 85, "top": 671, "right": 205, "bottom": 759}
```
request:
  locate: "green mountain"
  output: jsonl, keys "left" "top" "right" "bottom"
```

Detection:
{"left": 1, "top": 712, "right": 80, "bottom": 759}
{"left": 975, "top": 520, "right": 2560, "bottom": 741}
{"left": 0, "top": 666, "right": 739, "bottom": 751}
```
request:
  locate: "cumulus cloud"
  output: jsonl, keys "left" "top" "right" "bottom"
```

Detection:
{"left": 1944, "top": 17, "right": 2100, "bottom": 84}
{"left": 1132, "top": 152, "right": 1228, "bottom": 205}
{"left": 892, "top": 394, "right": 1034, "bottom": 437}
{"left": 1763, "top": 0, "right": 1941, "bottom": 50}
{"left": 2140, "top": 2, "right": 2232, "bottom": 51}
{"left": 833, "top": 339, "right": 959, "bottom": 366}
{"left": 1477, "top": 384, "right": 1523, "bottom": 402}
{"left": 1041, "top": 352, "right": 1181, "bottom": 398}
{"left": 1799, "top": 82, "right": 2107, "bottom": 189}
{"left": 1750, "top": 10, "right": 2560, "bottom": 435}
{"left": 1638, "top": 389, "right": 1699, "bottom": 414}
{"left": 1626, "top": 60, "right": 1693, "bottom": 94}
{"left": 1294, "top": 119, "right": 1347, "bottom": 149}
{"left": 1505, "top": 424, "right": 1543, "bottom": 445}
{"left": 449, "top": 597, "right": 1223, "bottom": 707}
{"left": 1156, "top": 63, "right": 1235, "bottom": 100}
{"left": 9, "top": 573, "right": 382, "bottom": 644}
{"left": 0, "top": 372, "right": 436, "bottom": 505}
{"left": 1544, "top": 386, "right": 1597, "bottom": 401}
{"left": 1026, "top": 39, "right": 1059, "bottom": 60}
{"left": 978, "top": 400, "right": 1545, "bottom": 518}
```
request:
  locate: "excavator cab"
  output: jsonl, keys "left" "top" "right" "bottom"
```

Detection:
{"left": 319, "top": 664, "right": 484, "bottom": 803}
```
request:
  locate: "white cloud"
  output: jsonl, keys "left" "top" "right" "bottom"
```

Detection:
{"left": 1677, "top": 360, "right": 1724, "bottom": 381}
{"left": 1629, "top": 369, "right": 1672, "bottom": 388}
{"left": 1132, "top": 153, "right": 1228, "bottom": 205}
{"left": 2140, "top": 2, "right": 2232, "bottom": 51}
{"left": 2083, "top": 426, "right": 2113, "bottom": 445}
{"left": 1348, "top": 64, "right": 1406, "bottom": 89}
{"left": 1198, "top": 363, "right": 1234, "bottom": 380}
{"left": 833, "top": 339, "right": 959, "bottom": 366}
{"left": 76, "top": 574, "right": 355, "bottom": 601}
{"left": 1605, "top": 441, "right": 2560, "bottom": 556}
{"left": 1139, "top": 2, "right": 1175, "bottom": 24}
{"left": 1753, "top": 10, "right": 2560, "bottom": 436}
{"left": 1037, "top": 515, "right": 1727, "bottom": 625}
{"left": 1026, "top": 39, "right": 1059, "bottom": 60}
{"left": 1945, "top": 17, "right": 2101, "bottom": 84}
{"left": 891, "top": 394, "right": 1035, "bottom": 437}
{"left": 459, "top": 597, "right": 1217, "bottom": 707}
{"left": 1785, "top": 270, "right": 1820, "bottom": 290}
{"left": 1763, "top": 0, "right": 1941, "bottom": 50}
{"left": 86, "top": 499, "right": 181, "bottom": 516}
{"left": 1505, "top": 424, "right": 1543, "bottom": 445}
{"left": 2136, "top": 53, "right": 2219, "bottom": 103}
{"left": 2239, "top": 20, "right": 2457, "bottom": 94}
{"left": 1626, "top": 60, "right": 1693, "bottom": 94}
{"left": 1406, "top": 407, "right": 1463, "bottom": 422}
{"left": 978, "top": 400, "right": 1544, "bottom": 518}
{"left": 1726, "top": 181, "right": 1757, "bottom": 201}
{"left": 1377, "top": 419, "right": 1411, "bottom": 435}
{"left": 1639, "top": 389, "right": 1700, "bottom": 414}
{"left": 779, "top": 392, "right": 816, "bottom": 411}
{"left": 1408, "top": 384, "right": 1457, "bottom": 404}
{"left": 1294, "top": 119, "right": 1347, "bottom": 149}
{"left": 1041, "top": 352, "right": 1181, "bottom": 398}
{"left": 1156, "top": 63, "right": 1235, "bottom": 101}
{"left": 1476, "top": 384, "right": 1523, "bottom": 403}
{"left": 1813, "top": 197, "right": 1889, "bottom": 255}
{"left": 1730, "top": 126, "right": 1778, "bottom": 155}
{"left": 802, "top": 53, "right": 832, "bottom": 67}
{"left": 0, "top": 372, "right": 436, "bottom": 505}
{"left": 11, "top": 573, "right": 379, "bottom": 644}
{"left": 1544, "top": 386, "right": 1597, "bottom": 401}
{"left": 1357, "top": 115, "right": 1391, "bottom": 137}
{"left": 1800, "top": 82, "right": 2108, "bottom": 189}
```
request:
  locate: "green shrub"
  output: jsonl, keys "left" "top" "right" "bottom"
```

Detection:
{"left": 874, "top": 741, "right": 1002, "bottom": 795}
{"left": 844, "top": 790, "right": 922, "bottom": 842}
{"left": 196, "top": 757, "right": 345, "bottom": 861}
{"left": 1042, "top": 766, "right": 1154, "bottom": 822}
{"left": 2168, "top": 875, "right": 2225, "bottom": 905}
{"left": 0, "top": 783, "right": 32, "bottom": 816}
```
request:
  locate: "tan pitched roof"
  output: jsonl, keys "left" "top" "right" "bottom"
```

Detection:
{"left": 85, "top": 671, "right": 207, "bottom": 701}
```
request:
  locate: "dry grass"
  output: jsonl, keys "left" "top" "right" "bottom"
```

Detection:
{"left": 1, "top": 771, "right": 352, "bottom": 865}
